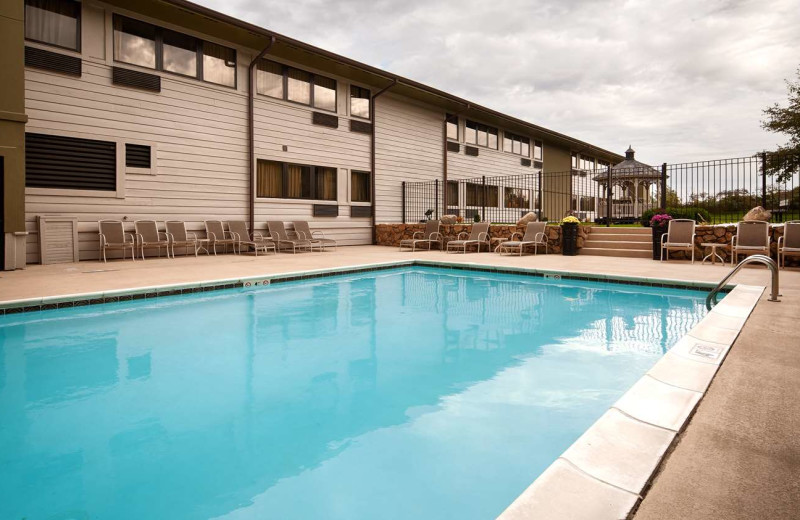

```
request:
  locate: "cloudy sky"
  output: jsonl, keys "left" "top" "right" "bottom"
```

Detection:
{"left": 198, "top": 0, "right": 799, "bottom": 164}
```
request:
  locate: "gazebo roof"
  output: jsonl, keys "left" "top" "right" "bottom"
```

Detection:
{"left": 594, "top": 146, "right": 660, "bottom": 182}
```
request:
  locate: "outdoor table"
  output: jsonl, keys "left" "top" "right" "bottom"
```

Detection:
{"left": 195, "top": 238, "right": 210, "bottom": 255}
{"left": 701, "top": 242, "right": 727, "bottom": 265}
{"left": 492, "top": 237, "right": 509, "bottom": 252}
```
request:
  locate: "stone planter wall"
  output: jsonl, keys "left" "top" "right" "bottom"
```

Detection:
{"left": 375, "top": 223, "right": 590, "bottom": 254}
{"left": 663, "top": 224, "right": 798, "bottom": 266}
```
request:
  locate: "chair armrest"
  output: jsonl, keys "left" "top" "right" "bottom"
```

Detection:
{"left": 230, "top": 231, "right": 240, "bottom": 242}
{"left": 134, "top": 232, "right": 143, "bottom": 245}
{"left": 509, "top": 232, "right": 521, "bottom": 241}
{"left": 312, "top": 230, "right": 325, "bottom": 239}
{"left": 208, "top": 232, "right": 217, "bottom": 241}
{"left": 431, "top": 232, "right": 443, "bottom": 241}
{"left": 124, "top": 233, "right": 136, "bottom": 244}
{"left": 99, "top": 233, "right": 107, "bottom": 246}
{"left": 224, "top": 231, "right": 236, "bottom": 240}
{"left": 253, "top": 232, "right": 264, "bottom": 240}
{"left": 412, "top": 231, "right": 423, "bottom": 239}
{"left": 165, "top": 232, "right": 175, "bottom": 242}
{"left": 778, "top": 236, "right": 784, "bottom": 249}
{"left": 478, "top": 232, "right": 489, "bottom": 242}
{"left": 661, "top": 233, "right": 667, "bottom": 245}
{"left": 287, "top": 230, "right": 300, "bottom": 239}
{"left": 457, "top": 232, "right": 468, "bottom": 240}
{"left": 534, "top": 232, "right": 546, "bottom": 243}
{"left": 731, "top": 235, "right": 737, "bottom": 248}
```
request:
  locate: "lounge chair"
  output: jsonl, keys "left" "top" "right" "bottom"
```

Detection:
{"left": 731, "top": 220, "right": 770, "bottom": 266}
{"left": 98, "top": 220, "right": 136, "bottom": 262}
{"left": 660, "top": 219, "right": 696, "bottom": 263}
{"left": 165, "top": 221, "right": 198, "bottom": 257}
{"left": 227, "top": 220, "right": 276, "bottom": 256}
{"left": 293, "top": 221, "right": 337, "bottom": 251}
{"left": 205, "top": 220, "right": 238, "bottom": 255}
{"left": 446, "top": 222, "right": 490, "bottom": 253}
{"left": 134, "top": 220, "right": 170, "bottom": 259}
{"left": 497, "top": 222, "right": 547, "bottom": 256}
{"left": 778, "top": 221, "right": 800, "bottom": 268}
{"left": 267, "top": 221, "right": 312, "bottom": 253}
{"left": 399, "top": 220, "right": 442, "bottom": 252}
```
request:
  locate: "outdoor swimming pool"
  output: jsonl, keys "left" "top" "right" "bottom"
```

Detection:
{"left": 0, "top": 266, "right": 709, "bottom": 520}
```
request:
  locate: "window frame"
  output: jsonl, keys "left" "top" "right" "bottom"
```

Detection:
{"left": 446, "top": 114, "right": 459, "bottom": 141}
{"left": 350, "top": 85, "right": 371, "bottom": 120}
{"left": 503, "top": 131, "right": 531, "bottom": 157}
{"left": 256, "top": 159, "right": 339, "bottom": 201}
{"left": 24, "top": 0, "right": 82, "bottom": 53}
{"left": 351, "top": 170, "right": 371, "bottom": 203}
{"left": 465, "top": 182, "right": 499, "bottom": 207}
{"left": 111, "top": 14, "right": 237, "bottom": 89}
{"left": 256, "top": 58, "right": 338, "bottom": 113}
{"left": 465, "top": 120, "right": 498, "bottom": 149}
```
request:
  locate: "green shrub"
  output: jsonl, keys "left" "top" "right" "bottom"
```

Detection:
{"left": 641, "top": 207, "right": 711, "bottom": 226}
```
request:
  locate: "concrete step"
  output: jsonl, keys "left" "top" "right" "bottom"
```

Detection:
{"left": 585, "top": 234, "right": 651, "bottom": 243}
{"left": 590, "top": 226, "right": 651, "bottom": 235}
{"left": 579, "top": 247, "right": 653, "bottom": 259}
{"left": 583, "top": 240, "right": 654, "bottom": 250}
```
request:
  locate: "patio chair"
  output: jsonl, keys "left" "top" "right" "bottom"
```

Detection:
{"left": 446, "top": 222, "right": 490, "bottom": 253}
{"left": 497, "top": 222, "right": 547, "bottom": 256}
{"left": 731, "top": 220, "right": 770, "bottom": 266}
{"left": 293, "top": 221, "right": 337, "bottom": 251}
{"left": 227, "top": 220, "right": 276, "bottom": 256}
{"left": 267, "top": 221, "right": 312, "bottom": 253}
{"left": 778, "top": 221, "right": 800, "bottom": 268}
{"left": 98, "top": 220, "right": 136, "bottom": 262}
{"left": 134, "top": 220, "right": 170, "bottom": 259}
{"left": 165, "top": 221, "right": 198, "bottom": 257}
{"left": 205, "top": 220, "right": 238, "bottom": 255}
{"left": 660, "top": 219, "right": 696, "bottom": 263}
{"left": 399, "top": 220, "right": 442, "bottom": 252}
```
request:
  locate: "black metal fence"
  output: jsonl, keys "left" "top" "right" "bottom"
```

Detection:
{"left": 402, "top": 152, "right": 799, "bottom": 225}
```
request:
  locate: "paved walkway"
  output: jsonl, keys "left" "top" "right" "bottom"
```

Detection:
{"left": 1, "top": 246, "right": 798, "bottom": 518}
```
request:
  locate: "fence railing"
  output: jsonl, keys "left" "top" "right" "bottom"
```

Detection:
{"left": 401, "top": 152, "right": 799, "bottom": 225}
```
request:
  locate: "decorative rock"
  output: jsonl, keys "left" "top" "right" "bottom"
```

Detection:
{"left": 743, "top": 206, "right": 771, "bottom": 222}
{"left": 440, "top": 214, "right": 458, "bottom": 225}
{"left": 517, "top": 212, "right": 538, "bottom": 226}
{"left": 713, "top": 227, "right": 726, "bottom": 237}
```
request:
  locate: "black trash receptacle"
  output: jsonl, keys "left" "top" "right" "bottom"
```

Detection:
{"left": 652, "top": 224, "right": 668, "bottom": 260}
{"left": 561, "top": 223, "right": 579, "bottom": 256}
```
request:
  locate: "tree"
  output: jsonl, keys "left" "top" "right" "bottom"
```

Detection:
{"left": 762, "top": 67, "right": 800, "bottom": 182}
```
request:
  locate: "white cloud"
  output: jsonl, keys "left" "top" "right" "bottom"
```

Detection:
{"left": 197, "top": 0, "right": 799, "bottom": 164}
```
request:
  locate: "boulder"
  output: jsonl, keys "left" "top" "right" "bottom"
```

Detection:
{"left": 742, "top": 206, "right": 771, "bottom": 222}
{"left": 440, "top": 214, "right": 458, "bottom": 225}
{"left": 517, "top": 212, "right": 538, "bottom": 226}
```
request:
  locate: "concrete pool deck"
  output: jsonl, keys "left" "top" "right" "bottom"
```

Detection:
{"left": 1, "top": 246, "right": 798, "bottom": 519}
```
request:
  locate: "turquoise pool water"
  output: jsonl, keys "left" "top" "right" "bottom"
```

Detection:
{"left": 0, "top": 267, "right": 707, "bottom": 520}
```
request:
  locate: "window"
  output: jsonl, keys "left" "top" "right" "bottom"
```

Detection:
{"left": 352, "top": 171, "right": 371, "bottom": 202}
{"left": 256, "top": 60, "right": 284, "bottom": 98}
{"left": 26, "top": 132, "right": 116, "bottom": 191}
{"left": 112, "top": 15, "right": 237, "bottom": 87}
{"left": 447, "top": 180, "right": 459, "bottom": 206}
{"left": 504, "top": 132, "right": 530, "bottom": 156}
{"left": 465, "top": 120, "right": 498, "bottom": 149}
{"left": 125, "top": 144, "right": 151, "bottom": 168}
{"left": 446, "top": 115, "right": 458, "bottom": 140}
{"left": 257, "top": 59, "right": 338, "bottom": 112}
{"left": 534, "top": 140, "right": 543, "bottom": 161}
{"left": 25, "top": 0, "right": 81, "bottom": 51}
{"left": 256, "top": 159, "right": 338, "bottom": 200}
{"left": 351, "top": 85, "right": 370, "bottom": 119}
{"left": 313, "top": 75, "right": 337, "bottom": 112}
{"left": 571, "top": 152, "right": 578, "bottom": 169}
{"left": 465, "top": 182, "right": 499, "bottom": 207}
{"left": 287, "top": 67, "right": 311, "bottom": 105}
{"left": 580, "top": 196, "right": 596, "bottom": 212}
{"left": 504, "top": 188, "right": 530, "bottom": 209}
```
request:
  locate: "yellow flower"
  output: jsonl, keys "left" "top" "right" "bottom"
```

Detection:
{"left": 561, "top": 216, "right": 580, "bottom": 224}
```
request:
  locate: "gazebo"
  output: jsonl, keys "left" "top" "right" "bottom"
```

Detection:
{"left": 594, "top": 146, "right": 660, "bottom": 221}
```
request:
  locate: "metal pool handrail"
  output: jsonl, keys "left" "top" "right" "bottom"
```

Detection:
{"left": 706, "top": 254, "right": 780, "bottom": 310}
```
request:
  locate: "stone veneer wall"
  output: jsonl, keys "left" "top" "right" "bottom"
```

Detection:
{"left": 665, "top": 224, "right": 798, "bottom": 266}
{"left": 375, "top": 223, "right": 590, "bottom": 253}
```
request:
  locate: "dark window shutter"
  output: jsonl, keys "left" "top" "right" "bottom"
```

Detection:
{"left": 312, "top": 112, "right": 339, "bottom": 128}
{"left": 113, "top": 67, "right": 161, "bottom": 92}
{"left": 313, "top": 204, "right": 339, "bottom": 217}
{"left": 521, "top": 158, "right": 532, "bottom": 167}
{"left": 351, "top": 205, "right": 372, "bottom": 218}
{"left": 25, "top": 46, "right": 81, "bottom": 76}
{"left": 125, "top": 144, "right": 151, "bottom": 168}
{"left": 349, "top": 119, "right": 372, "bottom": 134}
{"left": 465, "top": 146, "right": 479, "bottom": 157}
{"left": 447, "top": 141, "right": 460, "bottom": 153}
{"left": 26, "top": 133, "right": 117, "bottom": 191}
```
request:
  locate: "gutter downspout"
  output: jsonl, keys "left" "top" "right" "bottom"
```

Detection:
{"left": 370, "top": 79, "right": 397, "bottom": 244}
{"left": 442, "top": 107, "right": 466, "bottom": 210}
{"left": 248, "top": 37, "right": 276, "bottom": 234}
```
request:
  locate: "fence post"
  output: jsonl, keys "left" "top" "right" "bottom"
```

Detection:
{"left": 401, "top": 181, "right": 406, "bottom": 224}
{"left": 434, "top": 179, "right": 439, "bottom": 220}
{"left": 537, "top": 170, "right": 543, "bottom": 221}
{"left": 761, "top": 151, "right": 768, "bottom": 208}
{"left": 482, "top": 175, "right": 487, "bottom": 222}
{"left": 606, "top": 165, "right": 612, "bottom": 227}
{"left": 660, "top": 163, "right": 667, "bottom": 209}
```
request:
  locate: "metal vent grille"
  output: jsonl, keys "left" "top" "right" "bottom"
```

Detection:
{"left": 26, "top": 133, "right": 117, "bottom": 191}
{"left": 533, "top": 160, "right": 543, "bottom": 169}
{"left": 126, "top": 144, "right": 151, "bottom": 168}
{"left": 465, "top": 146, "right": 479, "bottom": 157}
{"left": 447, "top": 141, "right": 460, "bottom": 153}
{"left": 350, "top": 119, "right": 372, "bottom": 134}
{"left": 25, "top": 46, "right": 81, "bottom": 76}
{"left": 313, "top": 204, "right": 339, "bottom": 217}
{"left": 312, "top": 112, "right": 339, "bottom": 128}
{"left": 113, "top": 67, "right": 161, "bottom": 92}
{"left": 351, "top": 205, "right": 372, "bottom": 218}
{"left": 521, "top": 158, "right": 532, "bottom": 167}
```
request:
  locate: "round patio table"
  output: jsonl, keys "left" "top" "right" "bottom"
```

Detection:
{"left": 701, "top": 242, "right": 727, "bottom": 265}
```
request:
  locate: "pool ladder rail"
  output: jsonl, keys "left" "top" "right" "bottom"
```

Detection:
{"left": 706, "top": 254, "right": 780, "bottom": 310}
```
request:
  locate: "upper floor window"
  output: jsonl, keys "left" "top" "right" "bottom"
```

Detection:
{"left": 534, "top": 140, "right": 543, "bottom": 161}
{"left": 503, "top": 132, "right": 530, "bottom": 156}
{"left": 446, "top": 114, "right": 458, "bottom": 140}
{"left": 465, "top": 120, "right": 498, "bottom": 149}
{"left": 350, "top": 85, "right": 370, "bottom": 119}
{"left": 112, "top": 15, "right": 237, "bottom": 88}
{"left": 257, "top": 59, "right": 337, "bottom": 112}
{"left": 25, "top": 0, "right": 81, "bottom": 51}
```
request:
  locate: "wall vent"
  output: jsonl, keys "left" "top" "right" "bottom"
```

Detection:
{"left": 313, "top": 204, "right": 339, "bottom": 217}
{"left": 521, "top": 158, "right": 532, "bottom": 167}
{"left": 465, "top": 146, "right": 479, "bottom": 157}
{"left": 533, "top": 160, "right": 543, "bottom": 169}
{"left": 113, "top": 67, "right": 161, "bottom": 92}
{"left": 312, "top": 112, "right": 339, "bottom": 128}
{"left": 26, "top": 132, "right": 116, "bottom": 191}
{"left": 125, "top": 144, "right": 151, "bottom": 168}
{"left": 351, "top": 205, "right": 372, "bottom": 218}
{"left": 446, "top": 141, "right": 460, "bottom": 153}
{"left": 350, "top": 120, "right": 372, "bottom": 134}
{"left": 25, "top": 46, "right": 81, "bottom": 76}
